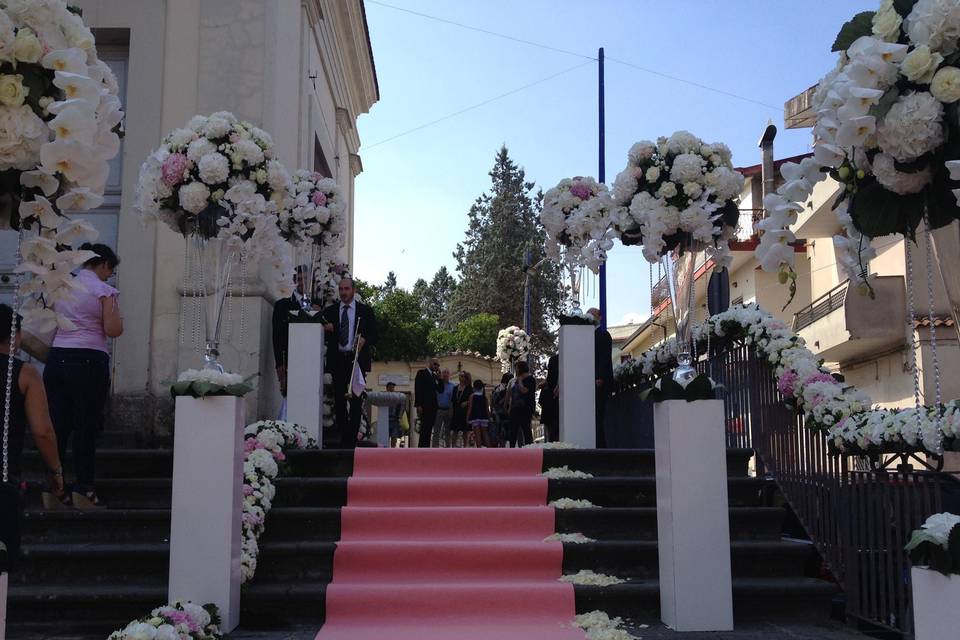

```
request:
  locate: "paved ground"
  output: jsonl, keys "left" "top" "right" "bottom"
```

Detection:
{"left": 12, "top": 620, "right": 873, "bottom": 640}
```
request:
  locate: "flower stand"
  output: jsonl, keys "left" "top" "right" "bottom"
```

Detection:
{"left": 169, "top": 396, "right": 245, "bottom": 632}
{"left": 366, "top": 391, "right": 407, "bottom": 447}
{"left": 559, "top": 324, "right": 596, "bottom": 448}
{"left": 286, "top": 322, "right": 326, "bottom": 445}
{"left": 912, "top": 567, "right": 960, "bottom": 639}
{"left": 654, "top": 399, "right": 733, "bottom": 631}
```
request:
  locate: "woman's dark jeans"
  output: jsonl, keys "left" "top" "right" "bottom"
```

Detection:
{"left": 507, "top": 410, "right": 534, "bottom": 448}
{"left": 43, "top": 347, "right": 110, "bottom": 493}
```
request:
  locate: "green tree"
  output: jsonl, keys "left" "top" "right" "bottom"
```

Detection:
{"left": 370, "top": 287, "right": 432, "bottom": 362}
{"left": 429, "top": 312, "right": 500, "bottom": 357}
{"left": 443, "top": 146, "right": 563, "bottom": 357}
{"left": 414, "top": 266, "right": 458, "bottom": 327}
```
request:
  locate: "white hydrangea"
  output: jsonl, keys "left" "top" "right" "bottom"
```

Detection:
{"left": 905, "top": 0, "right": 960, "bottom": 55}
{"left": 872, "top": 152, "right": 932, "bottom": 194}
{"left": 178, "top": 181, "right": 210, "bottom": 214}
{"left": 197, "top": 152, "right": 229, "bottom": 185}
{"left": 876, "top": 91, "right": 945, "bottom": 162}
{"left": 669, "top": 153, "right": 705, "bottom": 184}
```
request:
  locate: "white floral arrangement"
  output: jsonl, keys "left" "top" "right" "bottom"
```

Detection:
{"left": 544, "top": 532, "right": 595, "bottom": 543}
{"left": 135, "top": 112, "right": 293, "bottom": 298}
{"left": 611, "top": 131, "right": 744, "bottom": 269}
{"left": 107, "top": 601, "right": 220, "bottom": 640}
{"left": 613, "top": 302, "right": 958, "bottom": 456}
{"left": 279, "top": 170, "right": 345, "bottom": 249}
{"left": 0, "top": 0, "right": 125, "bottom": 333}
{"left": 541, "top": 176, "right": 616, "bottom": 273}
{"left": 560, "top": 570, "right": 625, "bottom": 586}
{"left": 496, "top": 325, "right": 531, "bottom": 372}
{"left": 573, "top": 610, "right": 641, "bottom": 640}
{"left": 169, "top": 368, "right": 253, "bottom": 398}
{"left": 241, "top": 419, "right": 316, "bottom": 583}
{"left": 542, "top": 465, "right": 594, "bottom": 479}
{"left": 135, "top": 111, "right": 288, "bottom": 237}
{"left": 549, "top": 497, "right": 597, "bottom": 509}
{"left": 317, "top": 259, "right": 351, "bottom": 309}
{"left": 906, "top": 512, "right": 960, "bottom": 575}
{"left": 757, "top": 1, "right": 960, "bottom": 298}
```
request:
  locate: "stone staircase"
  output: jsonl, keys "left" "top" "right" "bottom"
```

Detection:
{"left": 9, "top": 447, "right": 838, "bottom": 636}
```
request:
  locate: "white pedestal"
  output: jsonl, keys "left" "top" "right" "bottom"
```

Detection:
{"left": 287, "top": 322, "right": 325, "bottom": 445}
{"left": 559, "top": 324, "right": 596, "bottom": 448}
{"left": 169, "top": 396, "right": 245, "bottom": 632}
{"left": 0, "top": 573, "right": 7, "bottom": 640}
{"left": 912, "top": 567, "right": 960, "bottom": 640}
{"left": 654, "top": 399, "right": 733, "bottom": 631}
{"left": 366, "top": 391, "right": 406, "bottom": 448}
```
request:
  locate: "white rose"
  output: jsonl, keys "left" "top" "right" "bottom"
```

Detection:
{"left": 179, "top": 181, "right": 211, "bottom": 214}
{"left": 198, "top": 152, "right": 229, "bottom": 185}
{"left": 656, "top": 181, "right": 678, "bottom": 199}
{"left": 64, "top": 18, "right": 96, "bottom": 51}
{"left": 645, "top": 166, "right": 660, "bottom": 182}
{"left": 13, "top": 28, "right": 43, "bottom": 63}
{"left": 0, "top": 74, "right": 28, "bottom": 107}
{"left": 683, "top": 181, "right": 703, "bottom": 198}
{"left": 873, "top": 1, "right": 903, "bottom": 42}
{"left": 0, "top": 104, "right": 46, "bottom": 171}
{"left": 0, "top": 13, "right": 14, "bottom": 64}
{"left": 124, "top": 623, "right": 158, "bottom": 640}
{"left": 900, "top": 45, "right": 943, "bottom": 83}
{"left": 931, "top": 65, "right": 960, "bottom": 102}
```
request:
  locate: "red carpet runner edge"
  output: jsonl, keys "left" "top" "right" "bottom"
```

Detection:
{"left": 313, "top": 448, "right": 588, "bottom": 640}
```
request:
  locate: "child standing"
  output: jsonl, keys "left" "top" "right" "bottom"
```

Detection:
{"left": 467, "top": 379, "right": 491, "bottom": 448}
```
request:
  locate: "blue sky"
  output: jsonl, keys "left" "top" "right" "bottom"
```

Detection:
{"left": 353, "top": 0, "right": 874, "bottom": 326}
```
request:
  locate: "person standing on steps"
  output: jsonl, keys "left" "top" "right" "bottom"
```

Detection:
{"left": 433, "top": 369, "right": 456, "bottom": 447}
{"left": 467, "top": 378, "right": 491, "bottom": 447}
{"left": 1, "top": 304, "right": 66, "bottom": 570}
{"left": 414, "top": 358, "right": 442, "bottom": 448}
{"left": 43, "top": 244, "right": 122, "bottom": 509}
{"left": 323, "top": 277, "right": 378, "bottom": 449}
{"left": 490, "top": 373, "right": 513, "bottom": 448}
{"left": 271, "top": 265, "right": 319, "bottom": 399}
{"left": 588, "top": 308, "right": 614, "bottom": 449}
{"left": 506, "top": 361, "right": 536, "bottom": 447}
{"left": 449, "top": 370, "right": 473, "bottom": 448}
{"left": 539, "top": 353, "right": 559, "bottom": 443}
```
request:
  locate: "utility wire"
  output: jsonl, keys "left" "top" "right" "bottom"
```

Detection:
{"left": 362, "top": 60, "right": 594, "bottom": 150}
{"left": 605, "top": 56, "right": 780, "bottom": 111}
{"left": 366, "top": 0, "right": 781, "bottom": 113}
{"left": 366, "top": 0, "right": 596, "bottom": 61}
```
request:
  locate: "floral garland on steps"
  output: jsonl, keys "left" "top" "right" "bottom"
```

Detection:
{"left": 241, "top": 419, "right": 316, "bottom": 583}
{"left": 107, "top": 601, "right": 221, "bottom": 640}
{"left": 613, "top": 303, "right": 959, "bottom": 456}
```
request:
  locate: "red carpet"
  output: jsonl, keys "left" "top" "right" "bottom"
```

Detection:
{"left": 315, "top": 448, "right": 586, "bottom": 640}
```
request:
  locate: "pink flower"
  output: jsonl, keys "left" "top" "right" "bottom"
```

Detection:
{"left": 272, "top": 450, "right": 286, "bottom": 462}
{"left": 633, "top": 167, "right": 644, "bottom": 180}
{"left": 243, "top": 484, "right": 254, "bottom": 496}
{"left": 312, "top": 190, "right": 327, "bottom": 207}
{"left": 805, "top": 372, "right": 838, "bottom": 387}
{"left": 312, "top": 172, "right": 323, "bottom": 181}
{"left": 243, "top": 438, "right": 258, "bottom": 454}
{"left": 164, "top": 610, "right": 199, "bottom": 634}
{"left": 161, "top": 153, "right": 188, "bottom": 188}
{"left": 777, "top": 370, "right": 798, "bottom": 398}
{"left": 569, "top": 183, "right": 593, "bottom": 200}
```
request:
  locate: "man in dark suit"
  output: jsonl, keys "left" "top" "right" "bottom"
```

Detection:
{"left": 414, "top": 358, "right": 442, "bottom": 448}
{"left": 271, "top": 266, "right": 317, "bottom": 397}
{"left": 322, "top": 277, "right": 378, "bottom": 448}
{"left": 588, "top": 308, "right": 614, "bottom": 449}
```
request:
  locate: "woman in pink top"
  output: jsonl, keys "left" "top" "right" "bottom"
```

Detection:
{"left": 43, "top": 243, "right": 123, "bottom": 508}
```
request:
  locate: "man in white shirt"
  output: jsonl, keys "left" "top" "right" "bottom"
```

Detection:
{"left": 322, "top": 277, "right": 378, "bottom": 448}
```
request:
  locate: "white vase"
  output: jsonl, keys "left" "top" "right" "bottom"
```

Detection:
{"left": 911, "top": 566, "right": 960, "bottom": 640}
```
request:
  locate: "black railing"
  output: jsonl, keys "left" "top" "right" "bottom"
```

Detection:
{"left": 611, "top": 343, "right": 959, "bottom": 637}
{"left": 793, "top": 280, "right": 849, "bottom": 332}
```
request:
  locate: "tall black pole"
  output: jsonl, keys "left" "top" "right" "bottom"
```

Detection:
{"left": 597, "top": 47, "right": 607, "bottom": 329}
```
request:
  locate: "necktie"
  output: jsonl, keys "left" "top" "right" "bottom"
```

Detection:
{"left": 339, "top": 304, "right": 350, "bottom": 348}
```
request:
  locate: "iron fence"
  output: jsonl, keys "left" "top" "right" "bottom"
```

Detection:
{"left": 693, "top": 343, "right": 959, "bottom": 637}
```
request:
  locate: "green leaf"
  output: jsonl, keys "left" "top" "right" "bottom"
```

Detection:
{"left": 659, "top": 378, "right": 687, "bottom": 401}
{"left": 832, "top": 12, "right": 877, "bottom": 52}
{"left": 869, "top": 87, "right": 900, "bottom": 120}
{"left": 170, "top": 380, "right": 193, "bottom": 397}
{"left": 638, "top": 385, "right": 656, "bottom": 402}
{"left": 225, "top": 382, "right": 253, "bottom": 397}
{"left": 685, "top": 374, "right": 716, "bottom": 401}
{"left": 192, "top": 381, "right": 216, "bottom": 397}
{"left": 925, "top": 181, "right": 960, "bottom": 231}
{"left": 849, "top": 180, "right": 923, "bottom": 237}
{"left": 948, "top": 524, "right": 960, "bottom": 573}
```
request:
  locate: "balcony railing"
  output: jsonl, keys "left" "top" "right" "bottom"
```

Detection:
{"left": 793, "top": 280, "right": 849, "bottom": 332}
